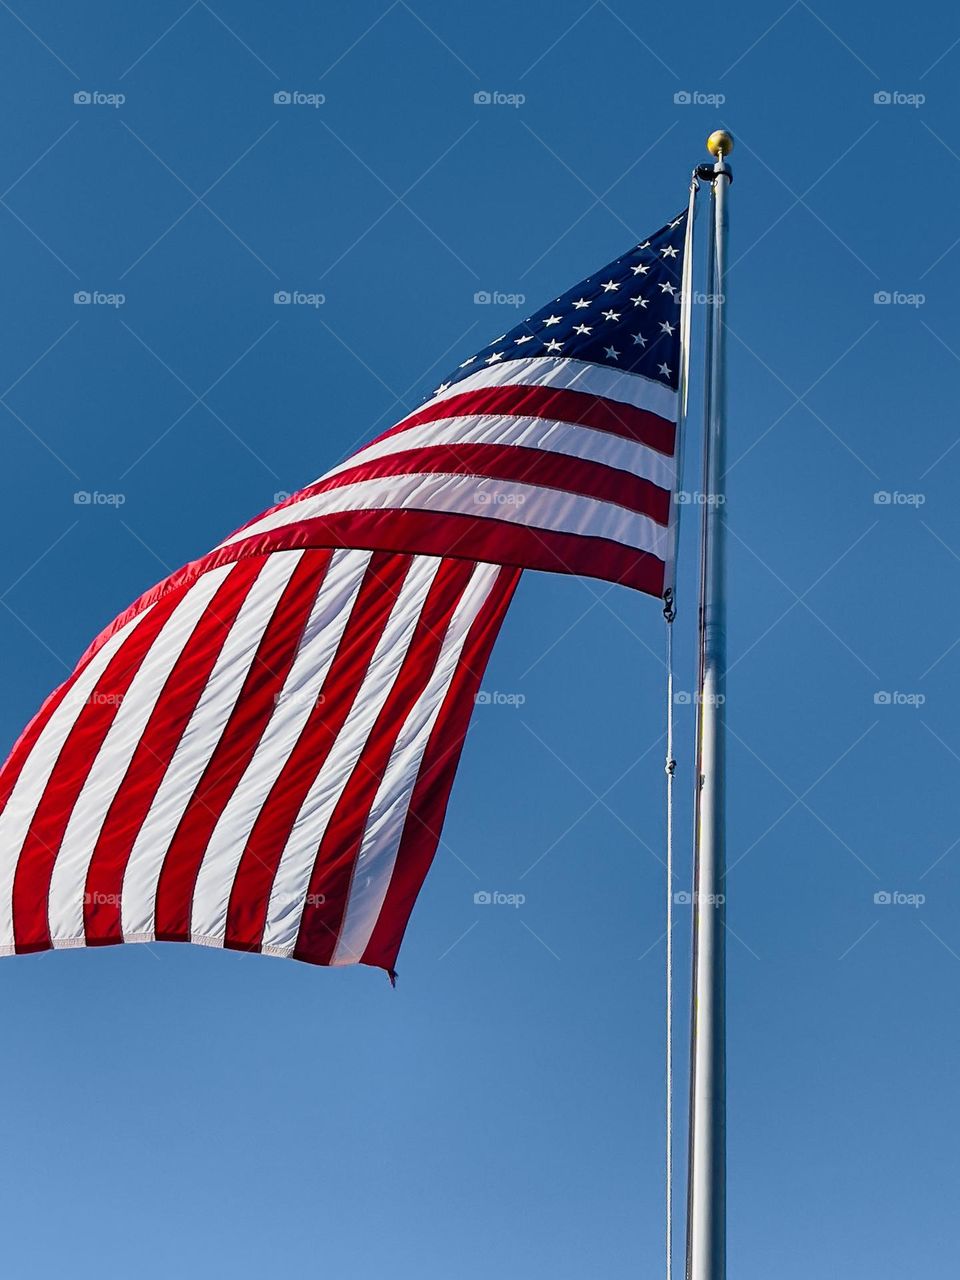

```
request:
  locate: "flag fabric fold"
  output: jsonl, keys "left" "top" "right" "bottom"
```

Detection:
{"left": 0, "top": 548, "right": 518, "bottom": 972}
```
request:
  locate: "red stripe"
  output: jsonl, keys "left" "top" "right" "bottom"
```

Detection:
{"left": 11, "top": 583, "right": 191, "bottom": 954}
{"left": 151, "top": 549, "right": 334, "bottom": 942}
{"left": 81, "top": 557, "right": 269, "bottom": 946}
{"left": 293, "top": 557, "right": 479, "bottom": 966}
{"left": 356, "top": 383, "right": 676, "bottom": 455}
{"left": 221, "top": 551, "right": 412, "bottom": 954}
{"left": 302, "top": 442, "right": 670, "bottom": 525}
{"left": 361, "top": 564, "right": 521, "bottom": 972}
{"left": 219, "top": 509, "right": 667, "bottom": 597}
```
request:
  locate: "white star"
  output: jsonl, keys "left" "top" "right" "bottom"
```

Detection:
{"left": 632, "top": 332, "right": 647, "bottom": 346}
{"left": 661, "top": 245, "right": 679, "bottom": 258}
{"left": 659, "top": 320, "right": 676, "bottom": 336}
{"left": 543, "top": 314, "right": 562, "bottom": 326}
{"left": 459, "top": 356, "right": 476, "bottom": 367}
{"left": 669, "top": 216, "right": 684, "bottom": 229}
{"left": 492, "top": 334, "right": 506, "bottom": 342}
{"left": 514, "top": 334, "right": 534, "bottom": 344}
{"left": 572, "top": 297, "right": 591, "bottom": 309}
{"left": 631, "top": 262, "right": 650, "bottom": 275}
{"left": 573, "top": 323, "right": 592, "bottom": 335}
{"left": 638, "top": 240, "right": 651, "bottom": 249}
{"left": 658, "top": 362, "right": 672, "bottom": 378}
{"left": 631, "top": 295, "right": 648, "bottom": 308}
{"left": 601, "top": 279, "right": 620, "bottom": 292}
{"left": 602, "top": 309, "right": 620, "bottom": 322}
{"left": 544, "top": 338, "right": 563, "bottom": 353}
{"left": 658, "top": 281, "right": 677, "bottom": 296}
{"left": 434, "top": 381, "right": 451, "bottom": 394}
{"left": 485, "top": 351, "right": 505, "bottom": 364}
{"left": 604, "top": 345, "right": 620, "bottom": 361}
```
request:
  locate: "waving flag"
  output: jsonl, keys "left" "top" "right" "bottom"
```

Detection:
{"left": 0, "top": 209, "right": 687, "bottom": 973}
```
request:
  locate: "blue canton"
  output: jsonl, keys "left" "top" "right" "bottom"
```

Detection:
{"left": 436, "top": 211, "right": 687, "bottom": 399}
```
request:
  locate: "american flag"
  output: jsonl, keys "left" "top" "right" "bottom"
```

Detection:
{"left": 0, "top": 210, "right": 687, "bottom": 975}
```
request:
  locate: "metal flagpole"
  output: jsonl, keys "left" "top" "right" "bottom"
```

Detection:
{"left": 685, "top": 128, "right": 733, "bottom": 1280}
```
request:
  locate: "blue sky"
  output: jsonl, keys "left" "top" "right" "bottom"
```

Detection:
{"left": 0, "top": 1, "right": 957, "bottom": 1276}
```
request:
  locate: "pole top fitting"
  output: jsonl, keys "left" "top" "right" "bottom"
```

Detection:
{"left": 706, "top": 130, "right": 734, "bottom": 159}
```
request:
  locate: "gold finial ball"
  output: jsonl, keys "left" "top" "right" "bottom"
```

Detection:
{"left": 706, "top": 130, "right": 734, "bottom": 158}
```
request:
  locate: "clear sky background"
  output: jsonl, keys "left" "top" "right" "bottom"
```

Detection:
{"left": 0, "top": 2, "right": 956, "bottom": 1276}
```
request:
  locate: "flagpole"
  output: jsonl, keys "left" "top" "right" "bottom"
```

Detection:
{"left": 685, "top": 128, "right": 733, "bottom": 1280}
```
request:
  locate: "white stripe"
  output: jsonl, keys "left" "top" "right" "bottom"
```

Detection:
{"left": 426, "top": 355, "right": 678, "bottom": 422}
{"left": 259, "top": 555, "right": 443, "bottom": 954}
{"left": 47, "top": 564, "right": 235, "bottom": 945}
{"left": 0, "top": 603, "right": 155, "bottom": 950}
{"left": 219, "top": 472, "right": 670, "bottom": 560}
{"left": 319, "top": 413, "right": 677, "bottom": 489}
{"left": 118, "top": 551, "right": 305, "bottom": 941}
{"left": 186, "top": 549, "right": 372, "bottom": 943}
{"left": 331, "top": 561, "right": 500, "bottom": 966}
